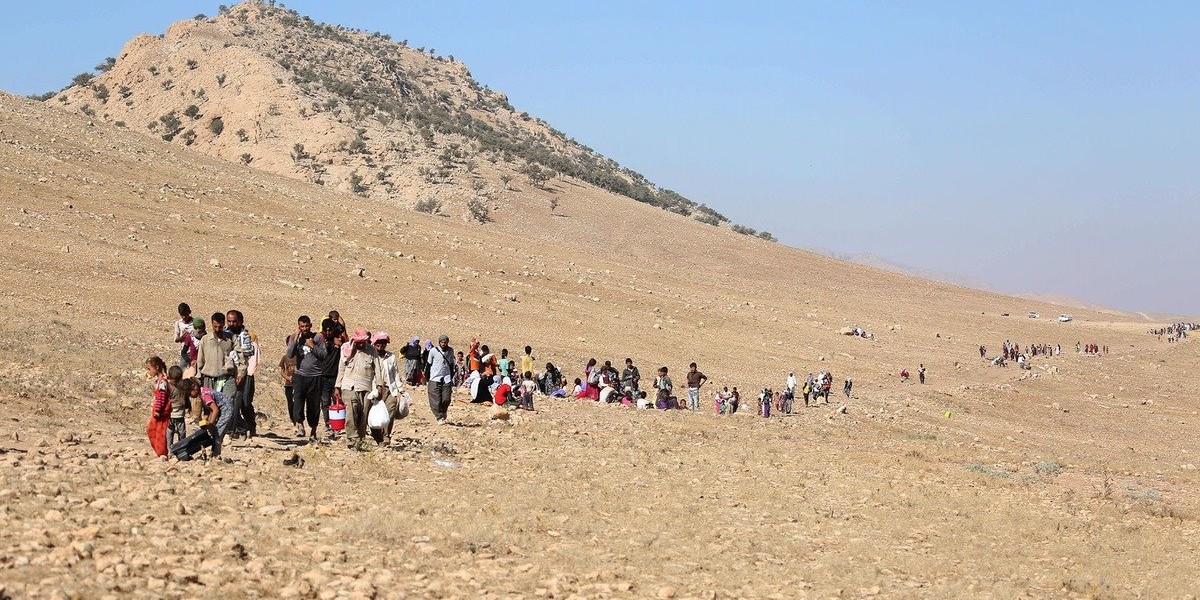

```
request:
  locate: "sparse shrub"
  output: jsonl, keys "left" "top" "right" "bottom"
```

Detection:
{"left": 194, "top": 13, "right": 206, "bottom": 21}
{"left": 731, "top": 224, "right": 757, "bottom": 236}
{"left": 148, "top": 66, "right": 158, "bottom": 76}
{"left": 114, "top": 121, "right": 126, "bottom": 128}
{"left": 80, "top": 104, "right": 95, "bottom": 117}
{"left": 1035, "top": 461, "right": 1062, "bottom": 477}
{"left": 236, "top": 128, "right": 249, "bottom": 142}
{"left": 466, "top": 199, "right": 489, "bottom": 223}
{"left": 695, "top": 213, "right": 720, "bottom": 226}
{"left": 208, "top": 117, "right": 224, "bottom": 135}
{"left": 218, "top": 4, "right": 230, "bottom": 15}
{"left": 159, "top": 113, "right": 181, "bottom": 134}
{"left": 549, "top": 198, "right": 559, "bottom": 214}
{"left": 240, "top": 153, "right": 253, "bottom": 164}
{"left": 161, "top": 79, "right": 174, "bottom": 91}
{"left": 71, "top": 72, "right": 94, "bottom": 87}
{"left": 500, "top": 174, "right": 513, "bottom": 190}
{"left": 28, "top": 92, "right": 55, "bottom": 102}
{"left": 348, "top": 173, "right": 366, "bottom": 195}
{"left": 183, "top": 105, "right": 200, "bottom": 119}
{"left": 291, "top": 143, "right": 308, "bottom": 162}
{"left": 414, "top": 198, "right": 441, "bottom": 214}
{"left": 181, "top": 129, "right": 197, "bottom": 145}
{"left": 216, "top": 73, "right": 227, "bottom": 86}
{"left": 117, "top": 85, "right": 131, "bottom": 99}
{"left": 471, "top": 178, "right": 486, "bottom": 193}
{"left": 95, "top": 57, "right": 116, "bottom": 73}
{"left": 186, "top": 59, "right": 199, "bottom": 70}
{"left": 757, "top": 231, "right": 777, "bottom": 242}
{"left": 92, "top": 84, "right": 109, "bottom": 102}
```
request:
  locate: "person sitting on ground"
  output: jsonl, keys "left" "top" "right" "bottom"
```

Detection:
{"left": 900, "top": 368, "right": 910, "bottom": 382}
{"left": 636, "top": 390, "right": 652, "bottom": 410}
{"left": 538, "top": 362, "right": 564, "bottom": 396}
{"left": 571, "top": 377, "right": 584, "bottom": 398}
{"left": 494, "top": 376, "right": 514, "bottom": 408}
{"left": 620, "top": 386, "right": 635, "bottom": 407}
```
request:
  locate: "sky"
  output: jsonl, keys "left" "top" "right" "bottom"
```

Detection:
{"left": 2, "top": 1, "right": 1198, "bottom": 315}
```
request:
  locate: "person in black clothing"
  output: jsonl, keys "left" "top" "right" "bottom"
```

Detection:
{"left": 318, "top": 318, "right": 341, "bottom": 435}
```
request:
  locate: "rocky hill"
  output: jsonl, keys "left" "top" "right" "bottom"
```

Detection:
{"left": 48, "top": 0, "right": 736, "bottom": 229}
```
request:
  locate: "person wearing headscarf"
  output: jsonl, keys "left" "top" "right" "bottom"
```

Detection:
{"left": 334, "top": 328, "right": 384, "bottom": 448}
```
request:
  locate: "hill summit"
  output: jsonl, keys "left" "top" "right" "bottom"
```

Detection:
{"left": 48, "top": 1, "right": 743, "bottom": 229}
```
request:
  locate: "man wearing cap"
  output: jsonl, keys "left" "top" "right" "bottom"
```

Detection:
{"left": 334, "top": 328, "right": 385, "bottom": 448}
{"left": 425, "top": 334, "right": 456, "bottom": 424}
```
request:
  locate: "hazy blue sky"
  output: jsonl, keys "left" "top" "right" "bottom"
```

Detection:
{"left": 3, "top": 1, "right": 1197, "bottom": 315}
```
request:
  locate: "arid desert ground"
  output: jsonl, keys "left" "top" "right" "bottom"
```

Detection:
{"left": 2, "top": 79, "right": 1199, "bottom": 599}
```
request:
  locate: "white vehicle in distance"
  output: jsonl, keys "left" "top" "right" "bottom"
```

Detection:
{"left": 1059, "top": 314, "right": 1073, "bottom": 322}
{"left": 1028, "top": 311, "right": 1039, "bottom": 319}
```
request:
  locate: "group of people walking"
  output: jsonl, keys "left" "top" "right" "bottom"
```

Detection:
{"left": 150, "top": 303, "right": 827, "bottom": 459}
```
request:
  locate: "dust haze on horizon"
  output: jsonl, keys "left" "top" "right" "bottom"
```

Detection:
{"left": 2, "top": 0, "right": 1196, "bottom": 316}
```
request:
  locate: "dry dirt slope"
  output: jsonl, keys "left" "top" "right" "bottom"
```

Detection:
{"left": 1, "top": 92, "right": 1199, "bottom": 599}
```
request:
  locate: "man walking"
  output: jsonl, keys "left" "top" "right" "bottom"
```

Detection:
{"left": 334, "top": 328, "right": 385, "bottom": 449}
{"left": 425, "top": 335, "right": 456, "bottom": 424}
{"left": 685, "top": 362, "right": 708, "bottom": 412}
{"left": 318, "top": 318, "right": 341, "bottom": 436}
{"left": 225, "top": 309, "right": 256, "bottom": 439}
{"left": 196, "top": 312, "right": 234, "bottom": 397}
{"left": 918, "top": 364, "right": 926, "bottom": 384}
{"left": 286, "top": 315, "right": 327, "bottom": 440}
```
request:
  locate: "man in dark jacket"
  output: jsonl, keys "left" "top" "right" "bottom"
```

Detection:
{"left": 285, "top": 315, "right": 328, "bottom": 440}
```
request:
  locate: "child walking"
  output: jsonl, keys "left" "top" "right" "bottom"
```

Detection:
{"left": 166, "top": 365, "right": 189, "bottom": 449}
{"left": 145, "top": 357, "right": 171, "bottom": 457}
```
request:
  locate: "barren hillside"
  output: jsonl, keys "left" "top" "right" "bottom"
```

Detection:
{"left": 48, "top": 1, "right": 732, "bottom": 230}
{"left": 3, "top": 86, "right": 1199, "bottom": 599}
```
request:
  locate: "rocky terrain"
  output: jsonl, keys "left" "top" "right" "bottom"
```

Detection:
{"left": 48, "top": 1, "right": 732, "bottom": 229}
{"left": 2, "top": 9, "right": 1199, "bottom": 598}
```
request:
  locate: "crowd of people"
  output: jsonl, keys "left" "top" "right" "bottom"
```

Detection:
{"left": 1150, "top": 323, "right": 1195, "bottom": 343}
{"left": 147, "top": 303, "right": 867, "bottom": 460}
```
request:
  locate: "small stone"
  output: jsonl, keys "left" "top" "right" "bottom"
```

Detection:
{"left": 657, "top": 586, "right": 677, "bottom": 599}
{"left": 208, "top": 258, "right": 221, "bottom": 268}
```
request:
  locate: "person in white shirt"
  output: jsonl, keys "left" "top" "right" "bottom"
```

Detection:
{"left": 425, "top": 335, "right": 457, "bottom": 424}
{"left": 371, "top": 332, "right": 408, "bottom": 444}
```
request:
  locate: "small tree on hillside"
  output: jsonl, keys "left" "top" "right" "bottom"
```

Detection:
{"left": 71, "top": 72, "right": 94, "bottom": 87}
{"left": 95, "top": 57, "right": 116, "bottom": 73}
{"left": 549, "top": 198, "right": 559, "bottom": 215}
{"left": 467, "top": 199, "right": 490, "bottom": 223}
